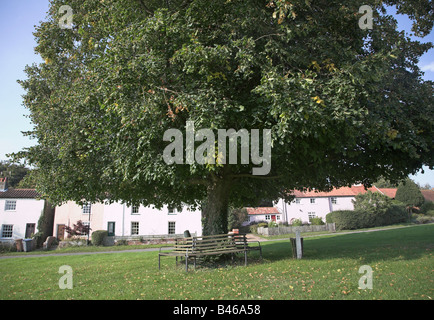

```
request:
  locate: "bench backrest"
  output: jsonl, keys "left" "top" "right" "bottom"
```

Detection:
{"left": 173, "top": 233, "right": 247, "bottom": 255}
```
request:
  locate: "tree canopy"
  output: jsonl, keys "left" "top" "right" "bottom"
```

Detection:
{"left": 13, "top": 0, "right": 434, "bottom": 234}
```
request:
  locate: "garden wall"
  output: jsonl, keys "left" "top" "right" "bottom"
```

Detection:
{"left": 257, "top": 223, "right": 336, "bottom": 236}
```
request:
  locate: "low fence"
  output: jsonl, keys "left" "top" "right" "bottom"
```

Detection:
{"left": 257, "top": 223, "right": 336, "bottom": 236}
{"left": 105, "top": 232, "right": 198, "bottom": 245}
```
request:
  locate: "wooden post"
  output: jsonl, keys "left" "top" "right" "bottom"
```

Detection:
{"left": 295, "top": 229, "right": 302, "bottom": 259}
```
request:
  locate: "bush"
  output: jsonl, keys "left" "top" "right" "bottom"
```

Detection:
{"left": 268, "top": 221, "right": 278, "bottom": 228}
{"left": 326, "top": 202, "right": 408, "bottom": 231}
{"left": 415, "top": 215, "right": 434, "bottom": 224}
{"left": 91, "top": 230, "right": 108, "bottom": 246}
{"left": 248, "top": 222, "right": 268, "bottom": 234}
{"left": 426, "top": 210, "right": 434, "bottom": 217}
{"left": 291, "top": 218, "right": 302, "bottom": 226}
{"left": 310, "top": 217, "right": 325, "bottom": 225}
{"left": 326, "top": 210, "right": 363, "bottom": 230}
{"left": 420, "top": 201, "right": 434, "bottom": 215}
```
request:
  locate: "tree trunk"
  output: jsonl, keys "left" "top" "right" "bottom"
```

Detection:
{"left": 202, "top": 176, "right": 232, "bottom": 236}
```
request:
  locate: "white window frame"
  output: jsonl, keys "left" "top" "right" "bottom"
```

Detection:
{"left": 168, "top": 221, "right": 176, "bottom": 235}
{"left": 295, "top": 198, "right": 301, "bottom": 204}
{"left": 131, "top": 206, "right": 139, "bottom": 215}
{"left": 308, "top": 212, "right": 316, "bottom": 221}
{"left": 1, "top": 224, "right": 13, "bottom": 238}
{"left": 82, "top": 203, "right": 91, "bottom": 214}
{"left": 310, "top": 198, "right": 316, "bottom": 204}
{"left": 331, "top": 197, "right": 337, "bottom": 204}
{"left": 4, "top": 200, "right": 16, "bottom": 211}
{"left": 131, "top": 221, "right": 139, "bottom": 235}
{"left": 265, "top": 215, "right": 271, "bottom": 221}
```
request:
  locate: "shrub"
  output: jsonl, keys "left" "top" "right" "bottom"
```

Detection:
{"left": 268, "top": 221, "right": 278, "bottom": 228}
{"left": 310, "top": 217, "right": 325, "bottom": 225}
{"left": 420, "top": 201, "right": 434, "bottom": 214}
{"left": 426, "top": 210, "right": 434, "bottom": 217}
{"left": 415, "top": 215, "right": 434, "bottom": 224}
{"left": 326, "top": 210, "right": 364, "bottom": 230}
{"left": 291, "top": 218, "right": 302, "bottom": 226}
{"left": 91, "top": 230, "right": 108, "bottom": 246}
{"left": 248, "top": 222, "right": 268, "bottom": 234}
{"left": 384, "top": 204, "right": 408, "bottom": 225}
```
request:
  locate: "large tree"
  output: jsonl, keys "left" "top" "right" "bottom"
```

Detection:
{"left": 14, "top": 0, "right": 434, "bottom": 234}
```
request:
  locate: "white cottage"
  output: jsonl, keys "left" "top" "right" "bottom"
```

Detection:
{"left": 0, "top": 178, "right": 49, "bottom": 243}
{"left": 53, "top": 200, "right": 202, "bottom": 240}
{"left": 242, "top": 207, "right": 282, "bottom": 226}
{"left": 276, "top": 185, "right": 397, "bottom": 224}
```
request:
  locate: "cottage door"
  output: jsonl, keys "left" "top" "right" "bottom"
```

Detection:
{"left": 57, "top": 224, "right": 65, "bottom": 240}
{"left": 25, "top": 223, "right": 35, "bottom": 238}
{"left": 271, "top": 215, "right": 276, "bottom": 222}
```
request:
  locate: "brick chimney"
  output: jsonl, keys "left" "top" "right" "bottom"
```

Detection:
{"left": 0, "top": 177, "right": 8, "bottom": 192}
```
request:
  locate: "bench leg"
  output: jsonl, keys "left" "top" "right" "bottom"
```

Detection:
{"left": 244, "top": 250, "right": 248, "bottom": 266}
{"left": 185, "top": 255, "right": 189, "bottom": 272}
{"left": 158, "top": 255, "right": 161, "bottom": 270}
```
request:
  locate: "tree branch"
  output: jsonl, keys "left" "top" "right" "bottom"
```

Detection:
{"left": 138, "top": 0, "right": 154, "bottom": 15}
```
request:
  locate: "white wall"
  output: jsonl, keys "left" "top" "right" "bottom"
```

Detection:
{"left": 278, "top": 196, "right": 356, "bottom": 223}
{"left": 0, "top": 198, "right": 45, "bottom": 241}
{"left": 243, "top": 213, "right": 283, "bottom": 226}
{"left": 102, "top": 203, "right": 203, "bottom": 237}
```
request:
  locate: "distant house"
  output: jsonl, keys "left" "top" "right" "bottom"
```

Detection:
{"left": 0, "top": 177, "right": 54, "bottom": 243}
{"left": 421, "top": 189, "right": 434, "bottom": 203}
{"left": 275, "top": 185, "right": 398, "bottom": 224}
{"left": 242, "top": 207, "right": 282, "bottom": 226}
{"left": 53, "top": 201, "right": 203, "bottom": 240}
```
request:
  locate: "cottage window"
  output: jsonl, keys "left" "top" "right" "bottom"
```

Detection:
{"left": 295, "top": 198, "right": 301, "bottom": 204}
{"left": 4, "top": 200, "right": 16, "bottom": 211}
{"left": 1, "top": 224, "right": 13, "bottom": 238}
{"left": 107, "top": 222, "right": 115, "bottom": 236}
{"left": 131, "top": 206, "right": 139, "bottom": 214}
{"left": 265, "top": 215, "right": 271, "bottom": 220}
{"left": 310, "top": 198, "right": 316, "bottom": 204}
{"left": 82, "top": 203, "right": 91, "bottom": 214}
{"left": 308, "top": 212, "right": 316, "bottom": 221}
{"left": 331, "top": 197, "right": 337, "bottom": 204}
{"left": 131, "top": 222, "right": 139, "bottom": 235}
{"left": 168, "top": 206, "right": 175, "bottom": 215}
{"left": 168, "top": 221, "right": 176, "bottom": 234}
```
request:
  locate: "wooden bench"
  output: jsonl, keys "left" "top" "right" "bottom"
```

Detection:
{"left": 158, "top": 233, "right": 262, "bottom": 271}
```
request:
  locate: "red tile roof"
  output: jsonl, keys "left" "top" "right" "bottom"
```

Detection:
{"left": 378, "top": 188, "right": 397, "bottom": 198}
{"left": 245, "top": 207, "right": 280, "bottom": 215}
{"left": 290, "top": 185, "right": 397, "bottom": 198}
{"left": 0, "top": 188, "right": 41, "bottom": 199}
{"left": 421, "top": 190, "right": 434, "bottom": 203}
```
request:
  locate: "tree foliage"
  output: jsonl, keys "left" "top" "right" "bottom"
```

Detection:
{"left": 395, "top": 178, "right": 425, "bottom": 209}
{"left": 0, "top": 161, "right": 31, "bottom": 188}
{"left": 12, "top": 0, "right": 434, "bottom": 234}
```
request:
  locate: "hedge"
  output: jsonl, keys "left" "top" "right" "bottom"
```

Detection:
{"left": 91, "top": 230, "right": 108, "bottom": 246}
{"left": 326, "top": 205, "right": 408, "bottom": 231}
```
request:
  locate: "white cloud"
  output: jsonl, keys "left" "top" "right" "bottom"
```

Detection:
{"left": 420, "top": 61, "right": 434, "bottom": 72}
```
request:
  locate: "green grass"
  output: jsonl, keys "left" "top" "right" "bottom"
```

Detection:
{"left": 0, "top": 224, "right": 432, "bottom": 300}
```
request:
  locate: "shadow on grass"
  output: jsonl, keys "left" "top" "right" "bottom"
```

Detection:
{"left": 259, "top": 224, "right": 434, "bottom": 265}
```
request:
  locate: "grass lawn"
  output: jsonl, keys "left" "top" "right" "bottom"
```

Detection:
{"left": 0, "top": 224, "right": 432, "bottom": 300}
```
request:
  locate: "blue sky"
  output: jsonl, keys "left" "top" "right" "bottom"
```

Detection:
{"left": 0, "top": 1, "right": 432, "bottom": 187}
